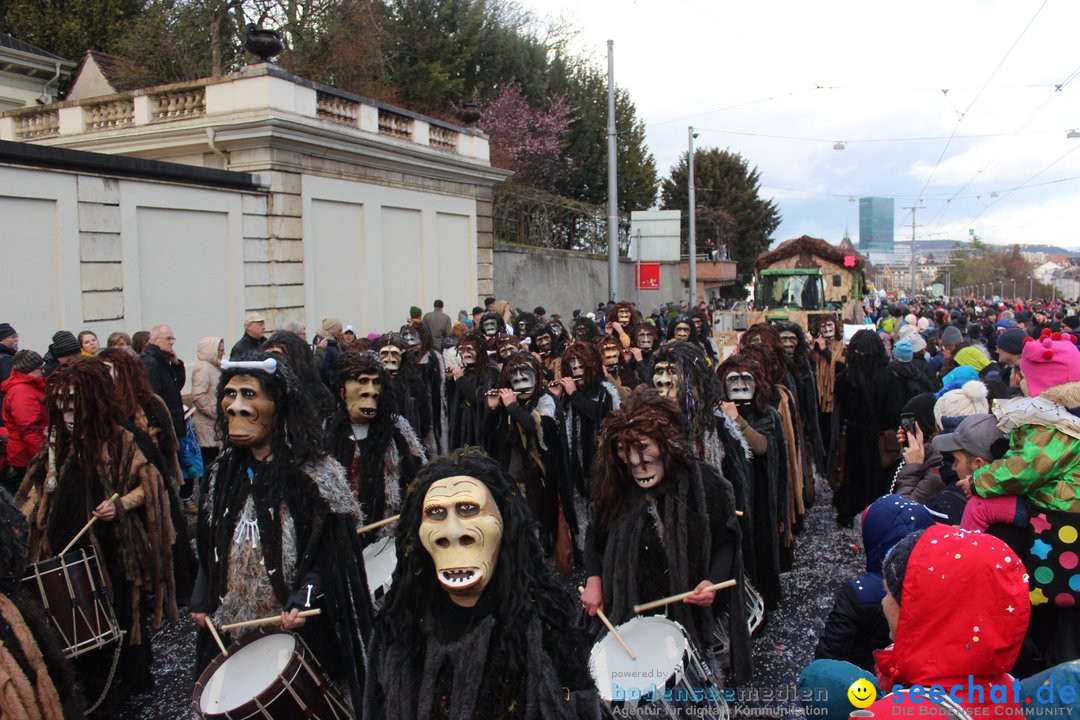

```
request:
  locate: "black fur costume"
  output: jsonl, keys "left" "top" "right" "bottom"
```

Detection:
{"left": 364, "top": 450, "right": 600, "bottom": 720}
{"left": 378, "top": 333, "right": 434, "bottom": 454}
{"left": 328, "top": 352, "right": 425, "bottom": 542}
{"left": 480, "top": 353, "right": 574, "bottom": 555}
{"left": 401, "top": 324, "right": 449, "bottom": 457}
{"left": 447, "top": 334, "right": 500, "bottom": 449}
{"left": 585, "top": 391, "right": 752, "bottom": 684}
{"left": 191, "top": 356, "right": 373, "bottom": 712}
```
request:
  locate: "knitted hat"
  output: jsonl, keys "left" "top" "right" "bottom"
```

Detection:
{"left": 11, "top": 349, "right": 42, "bottom": 374}
{"left": 409, "top": 306, "right": 422, "bottom": 319}
{"left": 1021, "top": 329, "right": 1080, "bottom": 397}
{"left": 940, "top": 325, "right": 963, "bottom": 346}
{"left": 893, "top": 339, "right": 913, "bottom": 363}
{"left": 49, "top": 331, "right": 80, "bottom": 358}
{"left": 917, "top": 317, "right": 931, "bottom": 332}
{"left": 321, "top": 317, "right": 343, "bottom": 335}
{"left": 941, "top": 365, "right": 979, "bottom": 389}
{"left": 954, "top": 346, "right": 990, "bottom": 373}
{"left": 996, "top": 328, "right": 1028, "bottom": 356}
{"left": 934, "top": 380, "right": 989, "bottom": 430}
{"left": 909, "top": 334, "right": 927, "bottom": 354}
{"left": 995, "top": 318, "right": 1017, "bottom": 330}
{"left": 1065, "top": 316, "right": 1080, "bottom": 331}
{"left": 0, "top": 323, "right": 14, "bottom": 342}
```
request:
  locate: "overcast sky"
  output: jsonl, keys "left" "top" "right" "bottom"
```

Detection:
{"left": 523, "top": 0, "right": 1080, "bottom": 248}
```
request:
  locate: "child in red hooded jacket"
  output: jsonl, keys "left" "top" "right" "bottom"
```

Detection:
{"left": 866, "top": 525, "right": 1030, "bottom": 717}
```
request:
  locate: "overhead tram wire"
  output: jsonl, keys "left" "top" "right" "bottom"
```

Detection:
{"left": 968, "top": 143, "right": 1080, "bottom": 225}
{"left": 915, "top": 0, "right": 1050, "bottom": 204}
{"left": 928, "top": 58, "right": 1080, "bottom": 230}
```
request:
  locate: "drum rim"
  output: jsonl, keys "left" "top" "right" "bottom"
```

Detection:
{"left": 588, "top": 615, "right": 695, "bottom": 702}
{"left": 191, "top": 629, "right": 349, "bottom": 718}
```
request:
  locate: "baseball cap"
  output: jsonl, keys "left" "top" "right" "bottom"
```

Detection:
{"left": 343, "top": 325, "right": 355, "bottom": 334}
{"left": 932, "top": 414, "right": 1004, "bottom": 462}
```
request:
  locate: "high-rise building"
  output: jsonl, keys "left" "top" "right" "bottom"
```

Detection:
{"left": 859, "top": 197, "right": 894, "bottom": 252}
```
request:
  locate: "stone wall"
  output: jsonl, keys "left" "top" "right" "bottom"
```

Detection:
{"left": 493, "top": 243, "right": 684, "bottom": 319}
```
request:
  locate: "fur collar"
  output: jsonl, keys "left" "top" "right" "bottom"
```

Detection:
{"left": 1040, "top": 381, "right": 1080, "bottom": 411}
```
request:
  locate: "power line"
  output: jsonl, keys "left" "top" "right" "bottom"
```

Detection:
{"left": 915, "top": 0, "right": 1049, "bottom": 202}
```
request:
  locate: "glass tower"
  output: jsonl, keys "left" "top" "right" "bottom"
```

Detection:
{"left": 859, "top": 197, "right": 894, "bottom": 252}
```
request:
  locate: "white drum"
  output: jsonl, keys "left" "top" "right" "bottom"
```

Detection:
{"left": 589, "top": 615, "right": 727, "bottom": 718}
{"left": 193, "top": 632, "right": 349, "bottom": 719}
{"left": 363, "top": 536, "right": 397, "bottom": 608}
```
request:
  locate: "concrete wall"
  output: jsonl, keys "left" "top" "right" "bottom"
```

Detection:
{"left": 493, "top": 243, "right": 683, "bottom": 319}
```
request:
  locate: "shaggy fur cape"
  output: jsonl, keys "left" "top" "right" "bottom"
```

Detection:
{"left": 19, "top": 428, "right": 177, "bottom": 645}
{"left": 194, "top": 450, "right": 374, "bottom": 711}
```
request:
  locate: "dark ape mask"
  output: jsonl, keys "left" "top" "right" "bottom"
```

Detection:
{"left": 636, "top": 328, "right": 655, "bottom": 351}
{"left": 723, "top": 371, "right": 756, "bottom": 403}
{"left": 617, "top": 307, "right": 632, "bottom": 325}
{"left": 222, "top": 375, "right": 276, "bottom": 455}
{"left": 616, "top": 435, "right": 664, "bottom": 489}
{"left": 481, "top": 317, "right": 500, "bottom": 337}
{"left": 534, "top": 333, "right": 552, "bottom": 357}
{"left": 673, "top": 322, "right": 692, "bottom": 341}
{"left": 778, "top": 330, "right": 798, "bottom": 358}
{"left": 652, "top": 360, "right": 679, "bottom": 399}
{"left": 379, "top": 344, "right": 402, "bottom": 374}
{"left": 343, "top": 373, "right": 381, "bottom": 424}
{"left": 509, "top": 365, "right": 536, "bottom": 400}
{"left": 400, "top": 326, "right": 421, "bottom": 351}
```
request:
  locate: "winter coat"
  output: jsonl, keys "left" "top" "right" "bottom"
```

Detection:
{"left": 892, "top": 447, "right": 945, "bottom": 504}
{"left": 972, "top": 380, "right": 1080, "bottom": 513}
{"left": 869, "top": 525, "right": 1029, "bottom": 717}
{"left": 228, "top": 332, "right": 262, "bottom": 361}
{"left": 889, "top": 361, "right": 936, "bottom": 405}
{"left": 0, "top": 343, "right": 14, "bottom": 427}
{"left": 141, "top": 343, "right": 186, "bottom": 439}
{"left": 421, "top": 309, "right": 452, "bottom": 350}
{"left": 815, "top": 494, "right": 935, "bottom": 671}
{"left": 0, "top": 371, "right": 45, "bottom": 467}
{"left": 191, "top": 337, "right": 222, "bottom": 449}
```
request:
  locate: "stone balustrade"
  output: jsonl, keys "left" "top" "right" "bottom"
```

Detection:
{"left": 0, "top": 63, "right": 488, "bottom": 163}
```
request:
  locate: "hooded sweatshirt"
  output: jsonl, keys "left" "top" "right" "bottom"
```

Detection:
{"left": 191, "top": 336, "right": 223, "bottom": 448}
{"left": 869, "top": 525, "right": 1029, "bottom": 717}
{"left": 814, "top": 495, "right": 935, "bottom": 671}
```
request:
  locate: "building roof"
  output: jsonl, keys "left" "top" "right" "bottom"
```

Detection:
{"left": 756, "top": 234, "right": 868, "bottom": 271}
{"left": 0, "top": 33, "right": 71, "bottom": 63}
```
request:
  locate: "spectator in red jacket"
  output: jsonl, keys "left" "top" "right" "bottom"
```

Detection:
{"left": 0, "top": 350, "right": 46, "bottom": 493}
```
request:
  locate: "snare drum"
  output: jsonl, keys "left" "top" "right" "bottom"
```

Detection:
{"left": 589, "top": 615, "right": 727, "bottom": 719}
{"left": 193, "top": 631, "right": 350, "bottom": 719}
{"left": 362, "top": 537, "right": 397, "bottom": 609}
{"left": 21, "top": 549, "right": 121, "bottom": 658}
{"left": 745, "top": 580, "right": 765, "bottom": 635}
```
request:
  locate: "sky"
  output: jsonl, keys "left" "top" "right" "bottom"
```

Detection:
{"left": 521, "top": 0, "right": 1080, "bottom": 249}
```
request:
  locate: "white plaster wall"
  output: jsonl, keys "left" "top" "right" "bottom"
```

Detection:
{"left": 302, "top": 174, "right": 476, "bottom": 336}
{"left": 0, "top": 166, "right": 81, "bottom": 355}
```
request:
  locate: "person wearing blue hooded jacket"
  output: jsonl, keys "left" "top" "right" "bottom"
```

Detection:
{"left": 813, "top": 494, "right": 936, "bottom": 671}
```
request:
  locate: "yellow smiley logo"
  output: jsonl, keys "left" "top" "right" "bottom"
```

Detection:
{"left": 847, "top": 678, "right": 877, "bottom": 709}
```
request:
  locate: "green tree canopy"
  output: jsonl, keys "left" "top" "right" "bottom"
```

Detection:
{"left": 660, "top": 148, "right": 781, "bottom": 281}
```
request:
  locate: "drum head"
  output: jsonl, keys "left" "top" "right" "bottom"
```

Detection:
{"left": 199, "top": 633, "right": 296, "bottom": 713}
{"left": 363, "top": 537, "right": 397, "bottom": 597}
{"left": 589, "top": 616, "right": 689, "bottom": 701}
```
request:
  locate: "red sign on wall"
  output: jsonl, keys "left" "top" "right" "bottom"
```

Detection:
{"left": 636, "top": 262, "right": 661, "bottom": 290}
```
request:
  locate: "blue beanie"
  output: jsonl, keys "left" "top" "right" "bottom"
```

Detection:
{"left": 893, "top": 339, "right": 913, "bottom": 363}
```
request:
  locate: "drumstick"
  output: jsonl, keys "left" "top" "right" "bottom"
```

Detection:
{"left": 59, "top": 493, "right": 120, "bottom": 557}
{"left": 357, "top": 514, "right": 400, "bottom": 535}
{"left": 578, "top": 586, "right": 637, "bottom": 661}
{"left": 632, "top": 579, "right": 738, "bottom": 614}
{"left": 219, "top": 608, "right": 322, "bottom": 632}
{"left": 205, "top": 615, "right": 228, "bottom": 657}
{"left": 736, "top": 510, "right": 743, "bottom": 517}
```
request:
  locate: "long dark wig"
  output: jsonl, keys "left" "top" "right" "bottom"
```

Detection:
{"left": 263, "top": 330, "right": 337, "bottom": 419}
{"left": 666, "top": 314, "right": 699, "bottom": 343}
{"left": 377, "top": 448, "right": 590, "bottom": 682}
{"left": 739, "top": 322, "right": 791, "bottom": 372}
{"left": 560, "top": 340, "right": 602, "bottom": 389}
{"left": 606, "top": 302, "right": 639, "bottom": 334}
{"left": 44, "top": 359, "right": 122, "bottom": 473}
{"left": 591, "top": 389, "right": 693, "bottom": 531}
{"left": 774, "top": 320, "right": 811, "bottom": 366}
{"left": 718, "top": 353, "right": 770, "bottom": 417}
{"left": 457, "top": 332, "right": 499, "bottom": 386}
{"left": 735, "top": 344, "right": 781, "bottom": 405}
{"left": 98, "top": 347, "right": 157, "bottom": 423}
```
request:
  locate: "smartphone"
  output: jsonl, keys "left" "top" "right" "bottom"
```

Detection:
{"left": 900, "top": 413, "right": 916, "bottom": 443}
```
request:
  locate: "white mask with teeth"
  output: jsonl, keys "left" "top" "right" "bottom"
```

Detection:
{"left": 618, "top": 436, "right": 665, "bottom": 490}
{"left": 509, "top": 365, "right": 535, "bottom": 399}
{"left": 724, "top": 371, "right": 756, "bottom": 402}
{"left": 420, "top": 475, "right": 504, "bottom": 607}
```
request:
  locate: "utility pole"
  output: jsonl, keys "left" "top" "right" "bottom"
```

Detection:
{"left": 606, "top": 40, "right": 619, "bottom": 302}
{"left": 903, "top": 205, "right": 924, "bottom": 298}
{"left": 1030, "top": 277, "right": 1034, "bottom": 300}
{"left": 688, "top": 127, "right": 697, "bottom": 305}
